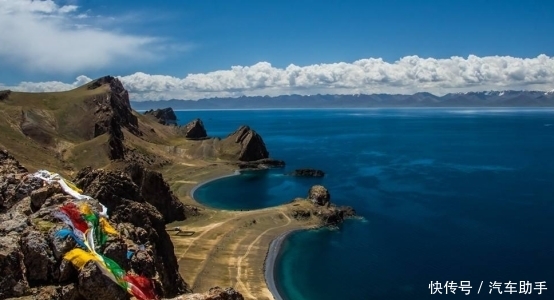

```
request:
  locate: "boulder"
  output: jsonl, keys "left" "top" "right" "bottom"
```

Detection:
{"left": 308, "top": 185, "right": 330, "bottom": 206}
{"left": 289, "top": 168, "right": 325, "bottom": 177}
{"left": 144, "top": 108, "right": 178, "bottom": 126}
{"left": 0, "top": 235, "right": 29, "bottom": 298}
{"left": 77, "top": 261, "right": 129, "bottom": 300}
{"left": 1, "top": 151, "right": 43, "bottom": 213}
{"left": 180, "top": 118, "right": 208, "bottom": 139}
{"left": 20, "top": 230, "right": 55, "bottom": 282}
{"left": 0, "top": 150, "right": 28, "bottom": 175}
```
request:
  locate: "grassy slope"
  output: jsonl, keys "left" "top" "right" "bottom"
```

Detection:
{"left": 0, "top": 86, "right": 109, "bottom": 173}
{"left": 1, "top": 85, "right": 149, "bottom": 174}
{"left": 0, "top": 83, "right": 230, "bottom": 176}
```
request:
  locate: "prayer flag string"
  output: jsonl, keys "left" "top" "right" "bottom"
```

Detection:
{"left": 33, "top": 170, "right": 158, "bottom": 300}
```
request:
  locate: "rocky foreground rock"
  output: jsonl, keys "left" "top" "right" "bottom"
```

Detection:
{"left": 0, "top": 150, "right": 243, "bottom": 300}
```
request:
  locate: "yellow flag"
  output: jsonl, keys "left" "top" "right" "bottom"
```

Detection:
{"left": 64, "top": 248, "right": 101, "bottom": 269}
{"left": 79, "top": 203, "right": 94, "bottom": 216}
{"left": 100, "top": 218, "right": 118, "bottom": 235}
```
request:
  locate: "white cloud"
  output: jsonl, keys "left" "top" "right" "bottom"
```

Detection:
{"left": 2, "top": 55, "right": 553, "bottom": 100}
{"left": 0, "top": 0, "right": 160, "bottom": 73}
{"left": 3, "top": 75, "right": 92, "bottom": 92}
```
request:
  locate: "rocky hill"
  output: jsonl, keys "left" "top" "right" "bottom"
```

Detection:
{"left": 179, "top": 118, "right": 208, "bottom": 140}
{"left": 216, "top": 126, "right": 269, "bottom": 161}
{"left": 290, "top": 185, "right": 356, "bottom": 226}
{"left": 0, "top": 150, "right": 186, "bottom": 299}
{"left": 0, "top": 76, "right": 281, "bottom": 174}
{"left": 143, "top": 108, "right": 178, "bottom": 126}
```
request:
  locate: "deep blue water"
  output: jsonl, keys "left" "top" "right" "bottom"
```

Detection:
{"left": 177, "top": 108, "right": 554, "bottom": 300}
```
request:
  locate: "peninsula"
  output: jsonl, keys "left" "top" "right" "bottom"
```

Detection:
{"left": 0, "top": 76, "right": 355, "bottom": 300}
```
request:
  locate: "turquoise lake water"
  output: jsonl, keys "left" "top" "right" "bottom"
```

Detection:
{"left": 177, "top": 108, "right": 554, "bottom": 300}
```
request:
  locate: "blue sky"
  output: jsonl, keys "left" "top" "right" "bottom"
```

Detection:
{"left": 1, "top": 0, "right": 553, "bottom": 99}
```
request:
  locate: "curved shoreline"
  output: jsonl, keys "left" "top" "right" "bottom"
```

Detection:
{"left": 184, "top": 167, "right": 306, "bottom": 300}
{"left": 188, "top": 169, "right": 241, "bottom": 200}
{"left": 264, "top": 229, "right": 300, "bottom": 300}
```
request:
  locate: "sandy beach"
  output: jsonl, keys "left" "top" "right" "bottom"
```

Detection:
{"left": 188, "top": 169, "right": 241, "bottom": 199}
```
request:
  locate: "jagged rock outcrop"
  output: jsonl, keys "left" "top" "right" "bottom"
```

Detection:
{"left": 144, "top": 108, "right": 178, "bottom": 126}
{"left": 308, "top": 185, "right": 331, "bottom": 206}
{"left": 180, "top": 118, "right": 208, "bottom": 139}
{"left": 74, "top": 163, "right": 186, "bottom": 223}
{"left": 73, "top": 164, "right": 189, "bottom": 297}
{"left": 0, "top": 150, "right": 42, "bottom": 213}
{"left": 87, "top": 76, "right": 140, "bottom": 138}
{"left": 0, "top": 151, "right": 191, "bottom": 299}
{"left": 78, "top": 261, "right": 129, "bottom": 300}
{"left": 0, "top": 150, "right": 28, "bottom": 175}
{"left": 85, "top": 76, "right": 142, "bottom": 160}
{"left": 289, "top": 168, "right": 325, "bottom": 177}
{"left": 0, "top": 90, "right": 10, "bottom": 101}
{"left": 219, "top": 126, "right": 269, "bottom": 161}
{"left": 290, "top": 185, "right": 356, "bottom": 226}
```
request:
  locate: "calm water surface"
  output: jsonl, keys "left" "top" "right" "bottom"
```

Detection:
{"left": 178, "top": 108, "right": 554, "bottom": 300}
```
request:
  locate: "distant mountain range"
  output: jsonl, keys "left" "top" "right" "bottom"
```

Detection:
{"left": 131, "top": 90, "right": 554, "bottom": 110}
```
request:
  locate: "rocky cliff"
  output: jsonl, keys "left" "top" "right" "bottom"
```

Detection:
{"left": 180, "top": 118, "right": 208, "bottom": 139}
{"left": 217, "top": 126, "right": 269, "bottom": 161}
{"left": 87, "top": 76, "right": 141, "bottom": 138}
{"left": 0, "top": 150, "right": 192, "bottom": 299}
{"left": 85, "top": 76, "right": 142, "bottom": 160}
{"left": 144, "top": 108, "right": 178, "bottom": 126}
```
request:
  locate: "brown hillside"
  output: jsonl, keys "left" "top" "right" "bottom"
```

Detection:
{"left": 0, "top": 76, "right": 277, "bottom": 177}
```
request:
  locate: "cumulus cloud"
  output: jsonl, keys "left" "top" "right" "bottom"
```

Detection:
{"left": 4, "top": 75, "right": 92, "bottom": 92}
{"left": 2, "top": 55, "right": 553, "bottom": 100}
{"left": 0, "top": 0, "right": 159, "bottom": 73}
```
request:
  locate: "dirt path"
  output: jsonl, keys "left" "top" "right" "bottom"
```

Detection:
{"left": 235, "top": 212, "right": 292, "bottom": 299}
{"left": 171, "top": 205, "right": 312, "bottom": 300}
